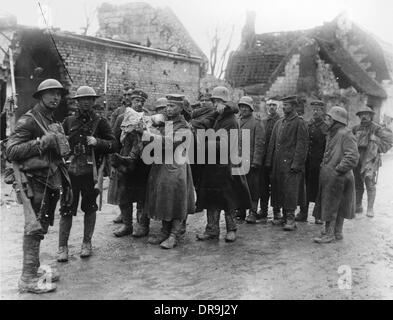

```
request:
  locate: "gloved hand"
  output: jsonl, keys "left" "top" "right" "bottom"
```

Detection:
{"left": 39, "top": 133, "right": 57, "bottom": 151}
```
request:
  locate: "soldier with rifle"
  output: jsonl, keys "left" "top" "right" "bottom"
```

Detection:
{"left": 58, "top": 86, "right": 116, "bottom": 262}
{"left": 6, "top": 79, "right": 73, "bottom": 293}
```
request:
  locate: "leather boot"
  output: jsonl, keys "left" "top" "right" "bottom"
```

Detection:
{"left": 224, "top": 210, "right": 237, "bottom": 242}
{"left": 283, "top": 211, "right": 297, "bottom": 231}
{"left": 133, "top": 204, "right": 150, "bottom": 237}
{"left": 366, "top": 187, "right": 376, "bottom": 218}
{"left": 58, "top": 215, "right": 72, "bottom": 262}
{"left": 335, "top": 216, "right": 344, "bottom": 240}
{"left": 19, "top": 235, "right": 56, "bottom": 294}
{"left": 295, "top": 204, "right": 308, "bottom": 222}
{"left": 37, "top": 265, "right": 60, "bottom": 282}
{"left": 114, "top": 205, "right": 133, "bottom": 237}
{"left": 160, "top": 219, "right": 182, "bottom": 249}
{"left": 179, "top": 216, "right": 187, "bottom": 236}
{"left": 355, "top": 189, "right": 364, "bottom": 213}
{"left": 271, "top": 208, "right": 283, "bottom": 225}
{"left": 148, "top": 221, "right": 171, "bottom": 245}
{"left": 80, "top": 242, "right": 92, "bottom": 258}
{"left": 314, "top": 220, "right": 335, "bottom": 243}
{"left": 197, "top": 209, "right": 220, "bottom": 240}
{"left": 245, "top": 201, "right": 258, "bottom": 224}
{"left": 236, "top": 209, "right": 246, "bottom": 222}
{"left": 112, "top": 212, "right": 123, "bottom": 224}
{"left": 81, "top": 212, "right": 96, "bottom": 258}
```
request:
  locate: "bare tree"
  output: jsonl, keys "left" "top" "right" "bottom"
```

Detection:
{"left": 81, "top": 2, "right": 97, "bottom": 36}
{"left": 207, "top": 24, "right": 235, "bottom": 79}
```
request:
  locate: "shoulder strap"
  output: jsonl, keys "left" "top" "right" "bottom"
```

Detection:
{"left": 26, "top": 111, "right": 49, "bottom": 135}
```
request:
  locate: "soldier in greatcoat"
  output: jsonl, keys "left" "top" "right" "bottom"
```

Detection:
{"left": 236, "top": 96, "right": 266, "bottom": 224}
{"left": 196, "top": 86, "right": 252, "bottom": 243}
{"left": 143, "top": 95, "right": 195, "bottom": 249}
{"left": 313, "top": 106, "right": 359, "bottom": 243}
{"left": 111, "top": 89, "right": 151, "bottom": 238}
{"left": 258, "top": 98, "right": 282, "bottom": 223}
{"left": 296, "top": 100, "right": 327, "bottom": 224}
{"left": 265, "top": 96, "right": 309, "bottom": 231}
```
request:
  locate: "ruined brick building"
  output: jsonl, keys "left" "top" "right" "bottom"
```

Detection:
{"left": 226, "top": 12, "right": 393, "bottom": 127}
{"left": 0, "top": 3, "right": 207, "bottom": 132}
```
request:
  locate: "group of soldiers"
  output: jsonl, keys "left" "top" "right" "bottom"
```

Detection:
{"left": 5, "top": 78, "right": 392, "bottom": 294}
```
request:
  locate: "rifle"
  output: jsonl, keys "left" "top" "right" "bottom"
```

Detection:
{"left": 12, "top": 163, "right": 43, "bottom": 236}
{"left": 6, "top": 48, "right": 17, "bottom": 135}
{"left": 95, "top": 62, "right": 109, "bottom": 211}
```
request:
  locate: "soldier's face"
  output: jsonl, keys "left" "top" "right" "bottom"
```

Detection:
{"left": 200, "top": 99, "right": 213, "bottom": 108}
{"left": 267, "top": 102, "right": 278, "bottom": 115}
{"left": 40, "top": 89, "right": 62, "bottom": 110}
{"left": 155, "top": 106, "right": 166, "bottom": 115}
{"left": 131, "top": 97, "right": 144, "bottom": 112}
{"left": 239, "top": 104, "right": 252, "bottom": 117}
{"left": 77, "top": 97, "right": 95, "bottom": 111}
{"left": 325, "top": 115, "right": 334, "bottom": 127}
{"left": 312, "top": 106, "right": 325, "bottom": 120}
{"left": 124, "top": 93, "right": 132, "bottom": 106}
{"left": 282, "top": 102, "right": 294, "bottom": 116}
{"left": 166, "top": 103, "right": 181, "bottom": 118}
{"left": 359, "top": 113, "right": 372, "bottom": 124}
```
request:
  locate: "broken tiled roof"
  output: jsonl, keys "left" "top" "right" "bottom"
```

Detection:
{"left": 226, "top": 51, "right": 284, "bottom": 87}
{"left": 317, "top": 39, "right": 387, "bottom": 98}
{"left": 254, "top": 29, "right": 311, "bottom": 54}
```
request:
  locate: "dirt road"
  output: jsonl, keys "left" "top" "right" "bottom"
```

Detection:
{"left": 1, "top": 154, "right": 393, "bottom": 300}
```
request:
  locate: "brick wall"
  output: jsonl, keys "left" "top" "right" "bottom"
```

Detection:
{"left": 54, "top": 34, "right": 202, "bottom": 111}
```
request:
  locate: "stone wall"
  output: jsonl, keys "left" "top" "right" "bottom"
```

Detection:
{"left": 96, "top": 2, "right": 206, "bottom": 59}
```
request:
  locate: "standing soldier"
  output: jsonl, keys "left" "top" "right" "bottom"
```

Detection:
{"left": 58, "top": 86, "right": 116, "bottom": 261}
{"left": 111, "top": 89, "right": 151, "bottom": 238}
{"left": 6, "top": 79, "right": 73, "bottom": 293}
{"left": 296, "top": 100, "right": 327, "bottom": 223}
{"left": 144, "top": 95, "right": 195, "bottom": 249}
{"left": 109, "top": 89, "right": 128, "bottom": 129}
{"left": 265, "top": 96, "right": 309, "bottom": 231}
{"left": 352, "top": 105, "right": 393, "bottom": 217}
{"left": 196, "top": 86, "right": 252, "bottom": 243}
{"left": 110, "top": 88, "right": 134, "bottom": 223}
{"left": 258, "top": 98, "right": 281, "bottom": 223}
{"left": 313, "top": 107, "right": 359, "bottom": 243}
{"left": 237, "top": 96, "right": 266, "bottom": 223}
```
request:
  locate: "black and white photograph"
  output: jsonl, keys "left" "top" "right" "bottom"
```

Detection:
{"left": 1, "top": 0, "right": 393, "bottom": 305}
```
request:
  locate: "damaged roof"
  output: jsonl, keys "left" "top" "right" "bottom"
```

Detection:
{"left": 317, "top": 39, "right": 387, "bottom": 98}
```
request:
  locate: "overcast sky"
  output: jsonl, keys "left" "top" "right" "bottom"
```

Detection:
{"left": 2, "top": 0, "right": 393, "bottom": 56}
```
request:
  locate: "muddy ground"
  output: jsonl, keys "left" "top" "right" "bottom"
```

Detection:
{"left": 1, "top": 153, "right": 393, "bottom": 300}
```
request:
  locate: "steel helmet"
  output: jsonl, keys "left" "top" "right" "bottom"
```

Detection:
{"left": 356, "top": 105, "right": 375, "bottom": 116}
{"left": 238, "top": 96, "right": 254, "bottom": 111}
{"left": 327, "top": 106, "right": 348, "bottom": 125}
{"left": 211, "top": 86, "right": 230, "bottom": 102}
{"left": 72, "top": 86, "right": 100, "bottom": 99}
{"left": 33, "top": 79, "right": 67, "bottom": 98}
{"left": 154, "top": 97, "right": 168, "bottom": 110}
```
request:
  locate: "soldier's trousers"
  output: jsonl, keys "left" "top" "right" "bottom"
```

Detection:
{"left": 22, "top": 180, "right": 60, "bottom": 280}
{"left": 205, "top": 209, "right": 237, "bottom": 236}
{"left": 59, "top": 173, "right": 97, "bottom": 246}
{"left": 259, "top": 167, "right": 280, "bottom": 216}
{"left": 354, "top": 165, "right": 376, "bottom": 205}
